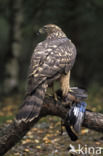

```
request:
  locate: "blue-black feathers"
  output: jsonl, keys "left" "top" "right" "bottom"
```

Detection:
{"left": 67, "top": 101, "right": 87, "bottom": 133}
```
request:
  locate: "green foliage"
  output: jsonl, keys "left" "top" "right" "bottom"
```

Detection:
{"left": 0, "top": 115, "right": 13, "bottom": 124}
{"left": 88, "top": 83, "right": 103, "bottom": 113}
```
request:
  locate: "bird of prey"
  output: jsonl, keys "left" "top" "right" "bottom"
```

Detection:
{"left": 16, "top": 24, "right": 77, "bottom": 122}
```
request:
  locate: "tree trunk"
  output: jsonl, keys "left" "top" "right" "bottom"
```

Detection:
{"left": 3, "top": 0, "right": 23, "bottom": 94}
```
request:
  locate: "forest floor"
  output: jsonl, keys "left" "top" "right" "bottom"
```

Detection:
{"left": 0, "top": 91, "right": 103, "bottom": 156}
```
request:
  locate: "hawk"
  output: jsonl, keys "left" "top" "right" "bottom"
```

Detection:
{"left": 16, "top": 24, "right": 77, "bottom": 122}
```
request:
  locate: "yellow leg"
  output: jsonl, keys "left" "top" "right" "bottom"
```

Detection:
{"left": 60, "top": 71, "right": 70, "bottom": 97}
{"left": 52, "top": 82, "right": 58, "bottom": 101}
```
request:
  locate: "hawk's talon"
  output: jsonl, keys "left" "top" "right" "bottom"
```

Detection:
{"left": 53, "top": 92, "right": 58, "bottom": 101}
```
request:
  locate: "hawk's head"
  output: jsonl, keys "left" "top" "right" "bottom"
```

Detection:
{"left": 38, "top": 24, "right": 66, "bottom": 39}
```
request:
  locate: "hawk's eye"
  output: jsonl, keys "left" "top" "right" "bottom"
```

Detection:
{"left": 43, "top": 26, "right": 47, "bottom": 31}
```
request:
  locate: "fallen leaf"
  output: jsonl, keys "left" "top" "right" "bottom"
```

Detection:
{"left": 35, "top": 139, "right": 40, "bottom": 143}
{"left": 96, "top": 142, "right": 101, "bottom": 145}
{"left": 36, "top": 145, "right": 41, "bottom": 149}
{"left": 81, "top": 129, "right": 89, "bottom": 134}
{"left": 22, "top": 139, "right": 31, "bottom": 144}
{"left": 24, "top": 148, "right": 29, "bottom": 152}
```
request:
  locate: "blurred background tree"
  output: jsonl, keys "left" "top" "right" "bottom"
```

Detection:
{"left": 0, "top": 0, "right": 103, "bottom": 95}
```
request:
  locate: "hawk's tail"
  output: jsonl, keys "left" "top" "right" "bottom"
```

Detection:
{"left": 16, "top": 83, "right": 48, "bottom": 123}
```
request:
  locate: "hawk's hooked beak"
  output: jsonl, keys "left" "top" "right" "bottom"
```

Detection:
{"left": 37, "top": 27, "right": 46, "bottom": 35}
